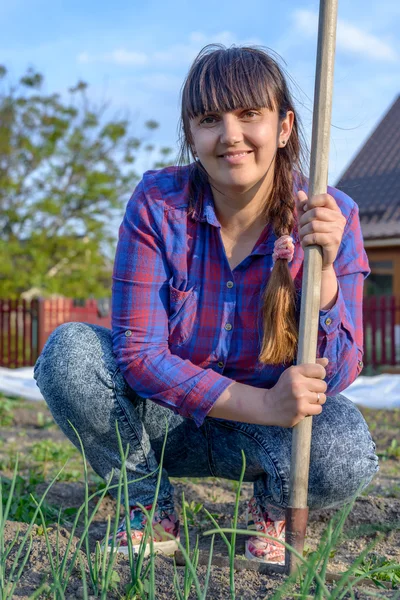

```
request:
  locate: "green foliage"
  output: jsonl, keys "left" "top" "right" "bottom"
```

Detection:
{"left": 354, "top": 552, "right": 400, "bottom": 589}
{"left": 30, "top": 439, "right": 78, "bottom": 463}
{"left": 384, "top": 439, "right": 400, "bottom": 459}
{"left": 1, "top": 425, "right": 400, "bottom": 598}
{"left": 0, "top": 473, "right": 77, "bottom": 525}
{"left": 0, "top": 64, "right": 175, "bottom": 299}
{"left": 0, "top": 397, "right": 14, "bottom": 426}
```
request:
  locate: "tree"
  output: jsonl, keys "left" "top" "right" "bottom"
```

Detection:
{"left": 0, "top": 66, "right": 174, "bottom": 299}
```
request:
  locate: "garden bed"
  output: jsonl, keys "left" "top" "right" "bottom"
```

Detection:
{"left": 1, "top": 396, "right": 399, "bottom": 598}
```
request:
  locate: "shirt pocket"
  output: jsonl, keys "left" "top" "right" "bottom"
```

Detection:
{"left": 168, "top": 282, "right": 197, "bottom": 348}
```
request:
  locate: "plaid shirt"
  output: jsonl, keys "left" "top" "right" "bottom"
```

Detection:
{"left": 112, "top": 165, "right": 369, "bottom": 427}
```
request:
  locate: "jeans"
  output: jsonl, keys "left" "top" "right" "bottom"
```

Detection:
{"left": 33, "top": 322, "right": 379, "bottom": 513}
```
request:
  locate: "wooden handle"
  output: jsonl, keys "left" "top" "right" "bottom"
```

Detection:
{"left": 289, "top": 0, "right": 339, "bottom": 509}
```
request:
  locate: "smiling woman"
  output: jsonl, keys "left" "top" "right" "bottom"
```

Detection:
{"left": 179, "top": 45, "right": 304, "bottom": 364}
{"left": 33, "top": 44, "right": 378, "bottom": 567}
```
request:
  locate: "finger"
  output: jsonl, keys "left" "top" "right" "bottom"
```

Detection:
{"left": 299, "top": 207, "right": 344, "bottom": 227}
{"left": 305, "top": 193, "right": 342, "bottom": 213}
{"left": 315, "top": 392, "right": 327, "bottom": 405}
{"left": 302, "top": 232, "right": 338, "bottom": 248}
{"left": 296, "top": 363, "right": 326, "bottom": 380}
{"left": 305, "top": 403, "right": 323, "bottom": 417}
{"left": 316, "top": 357, "right": 329, "bottom": 367}
{"left": 296, "top": 190, "right": 308, "bottom": 216}
{"left": 306, "top": 378, "right": 328, "bottom": 393}
{"left": 300, "top": 221, "right": 338, "bottom": 237}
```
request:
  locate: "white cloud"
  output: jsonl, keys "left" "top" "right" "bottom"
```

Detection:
{"left": 293, "top": 9, "right": 398, "bottom": 62}
{"left": 76, "top": 31, "right": 263, "bottom": 69}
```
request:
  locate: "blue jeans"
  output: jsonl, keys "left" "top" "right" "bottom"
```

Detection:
{"left": 33, "top": 322, "right": 378, "bottom": 513}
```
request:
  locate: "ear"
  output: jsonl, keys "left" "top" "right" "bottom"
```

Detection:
{"left": 278, "top": 110, "right": 294, "bottom": 148}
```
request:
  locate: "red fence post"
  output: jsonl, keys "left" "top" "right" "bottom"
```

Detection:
{"left": 390, "top": 295, "right": 396, "bottom": 366}
{"left": 370, "top": 296, "right": 377, "bottom": 369}
{"left": 37, "top": 298, "right": 47, "bottom": 357}
{"left": 363, "top": 296, "right": 369, "bottom": 367}
{"left": 379, "top": 296, "right": 387, "bottom": 366}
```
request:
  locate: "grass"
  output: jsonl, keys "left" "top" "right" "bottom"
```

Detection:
{"left": 0, "top": 421, "right": 400, "bottom": 599}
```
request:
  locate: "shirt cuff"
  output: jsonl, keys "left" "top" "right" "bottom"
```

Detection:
{"left": 318, "top": 284, "right": 345, "bottom": 335}
{"left": 182, "top": 369, "right": 234, "bottom": 428}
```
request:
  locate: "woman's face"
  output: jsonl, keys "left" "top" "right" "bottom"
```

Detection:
{"left": 189, "top": 106, "right": 293, "bottom": 194}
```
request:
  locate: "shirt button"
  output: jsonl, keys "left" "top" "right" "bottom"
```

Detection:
{"left": 226, "top": 281, "right": 234, "bottom": 288}
{"left": 217, "top": 361, "right": 224, "bottom": 368}
{"left": 224, "top": 323, "right": 233, "bottom": 331}
{"left": 125, "top": 330, "right": 132, "bottom": 337}
{"left": 358, "top": 360, "right": 363, "bottom": 369}
{"left": 325, "top": 318, "right": 332, "bottom": 326}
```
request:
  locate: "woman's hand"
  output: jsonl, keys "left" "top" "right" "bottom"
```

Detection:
{"left": 297, "top": 190, "right": 346, "bottom": 270}
{"left": 265, "top": 358, "right": 328, "bottom": 428}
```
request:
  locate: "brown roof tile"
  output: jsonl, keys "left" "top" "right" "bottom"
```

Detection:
{"left": 335, "top": 95, "right": 400, "bottom": 240}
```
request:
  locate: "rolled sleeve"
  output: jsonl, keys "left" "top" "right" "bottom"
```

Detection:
{"left": 316, "top": 200, "right": 369, "bottom": 394}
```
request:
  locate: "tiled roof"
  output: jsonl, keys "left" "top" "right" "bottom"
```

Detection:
{"left": 335, "top": 95, "right": 400, "bottom": 240}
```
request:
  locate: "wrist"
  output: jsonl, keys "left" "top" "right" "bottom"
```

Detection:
{"left": 320, "top": 264, "right": 338, "bottom": 310}
{"left": 321, "top": 264, "right": 335, "bottom": 274}
{"left": 263, "top": 387, "right": 279, "bottom": 427}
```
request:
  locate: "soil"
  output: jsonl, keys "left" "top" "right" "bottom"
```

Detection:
{"left": 1, "top": 400, "right": 400, "bottom": 599}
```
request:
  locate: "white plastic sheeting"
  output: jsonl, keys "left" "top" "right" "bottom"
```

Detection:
{"left": 0, "top": 367, "right": 400, "bottom": 408}
{"left": 0, "top": 367, "right": 43, "bottom": 402}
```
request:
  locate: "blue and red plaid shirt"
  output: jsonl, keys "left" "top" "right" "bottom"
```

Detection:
{"left": 112, "top": 165, "right": 369, "bottom": 427}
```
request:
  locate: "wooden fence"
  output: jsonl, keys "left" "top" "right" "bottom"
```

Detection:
{"left": 363, "top": 296, "right": 400, "bottom": 368}
{"left": 0, "top": 297, "right": 111, "bottom": 368}
{"left": 0, "top": 295, "right": 399, "bottom": 370}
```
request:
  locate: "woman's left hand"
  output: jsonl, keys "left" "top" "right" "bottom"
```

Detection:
{"left": 297, "top": 190, "right": 346, "bottom": 270}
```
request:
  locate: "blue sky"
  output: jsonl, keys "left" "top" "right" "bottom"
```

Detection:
{"left": 1, "top": 0, "right": 399, "bottom": 186}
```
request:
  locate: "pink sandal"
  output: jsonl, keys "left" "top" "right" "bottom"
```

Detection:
{"left": 245, "top": 496, "right": 286, "bottom": 564}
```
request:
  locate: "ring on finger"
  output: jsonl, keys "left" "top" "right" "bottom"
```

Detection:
{"left": 317, "top": 393, "right": 320, "bottom": 404}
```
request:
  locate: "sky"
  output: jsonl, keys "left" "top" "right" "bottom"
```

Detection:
{"left": 1, "top": 0, "right": 399, "bottom": 191}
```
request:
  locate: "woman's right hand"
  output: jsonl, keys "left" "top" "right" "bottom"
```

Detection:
{"left": 265, "top": 358, "right": 328, "bottom": 428}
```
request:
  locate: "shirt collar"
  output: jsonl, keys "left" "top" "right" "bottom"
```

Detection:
{"left": 190, "top": 176, "right": 301, "bottom": 250}
{"left": 191, "top": 180, "right": 221, "bottom": 228}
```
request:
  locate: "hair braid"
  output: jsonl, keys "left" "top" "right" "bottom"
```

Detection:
{"left": 258, "top": 145, "right": 298, "bottom": 365}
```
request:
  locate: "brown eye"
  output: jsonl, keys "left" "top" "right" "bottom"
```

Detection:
{"left": 244, "top": 110, "right": 258, "bottom": 118}
{"left": 200, "top": 115, "right": 217, "bottom": 125}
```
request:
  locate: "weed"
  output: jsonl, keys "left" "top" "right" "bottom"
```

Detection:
{"left": 354, "top": 552, "right": 400, "bottom": 589}
{"left": 0, "top": 398, "right": 14, "bottom": 427}
{"left": 0, "top": 472, "right": 77, "bottom": 525}
{"left": 386, "top": 440, "right": 400, "bottom": 459}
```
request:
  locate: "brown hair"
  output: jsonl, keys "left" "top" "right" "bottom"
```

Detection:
{"left": 177, "top": 44, "right": 307, "bottom": 365}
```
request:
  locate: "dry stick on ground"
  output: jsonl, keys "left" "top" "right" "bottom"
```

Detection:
{"left": 174, "top": 552, "right": 393, "bottom": 591}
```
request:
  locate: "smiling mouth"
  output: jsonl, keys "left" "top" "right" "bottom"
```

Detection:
{"left": 218, "top": 151, "right": 253, "bottom": 158}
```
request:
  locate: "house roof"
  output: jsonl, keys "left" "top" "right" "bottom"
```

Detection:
{"left": 335, "top": 95, "right": 400, "bottom": 240}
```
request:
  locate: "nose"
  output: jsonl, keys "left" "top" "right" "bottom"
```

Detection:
{"left": 219, "top": 114, "right": 243, "bottom": 145}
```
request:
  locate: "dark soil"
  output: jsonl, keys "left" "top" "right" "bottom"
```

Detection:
{"left": 1, "top": 399, "right": 400, "bottom": 599}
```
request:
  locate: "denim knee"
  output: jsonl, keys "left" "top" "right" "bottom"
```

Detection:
{"left": 33, "top": 322, "right": 116, "bottom": 434}
{"left": 307, "top": 395, "right": 379, "bottom": 509}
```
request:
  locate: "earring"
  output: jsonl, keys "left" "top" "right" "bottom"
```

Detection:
{"left": 281, "top": 140, "right": 286, "bottom": 146}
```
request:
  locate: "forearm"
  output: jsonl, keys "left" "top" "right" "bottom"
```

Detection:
{"left": 320, "top": 265, "right": 338, "bottom": 310}
{"left": 208, "top": 382, "right": 270, "bottom": 425}
{"left": 317, "top": 274, "right": 365, "bottom": 392}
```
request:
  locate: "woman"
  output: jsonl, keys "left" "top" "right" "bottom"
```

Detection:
{"left": 33, "top": 44, "right": 378, "bottom": 565}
